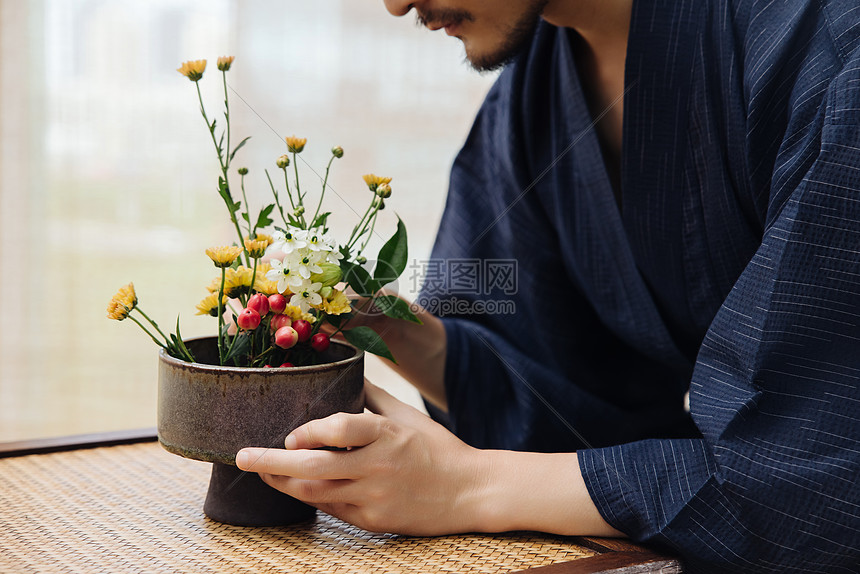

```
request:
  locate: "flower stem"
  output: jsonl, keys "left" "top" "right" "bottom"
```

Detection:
{"left": 196, "top": 82, "right": 225, "bottom": 170}
{"left": 134, "top": 307, "right": 170, "bottom": 344}
{"left": 240, "top": 173, "right": 252, "bottom": 236}
{"left": 218, "top": 269, "right": 226, "bottom": 365}
{"left": 196, "top": 81, "right": 249, "bottom": 266}
{"left": 282, "top": 167, "right": 297, "bottom": 212}
{"left": 127, "top": 314, "right": 168, "bottom": 350}
{"left": 265, "top": 169, "right": 290, "bottom": 227}
{"left": 358, "top": 210, "right": 379, "bottom": 257}
{"left": 222, "top": 70, "right": 231, "bottom": 169}
{"left": 311, "top": 155, "right": 335, "bottom": 228}
{"left": 292, "top": 152, "right": 307, "bottom": 227}
{"left": 347, "top": 200, "right": 375, "bottom": 249}
{"left": 254, "top": 345, "right": 275, "bottom": 366}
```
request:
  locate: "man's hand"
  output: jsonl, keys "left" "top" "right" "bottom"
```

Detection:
{"left": 322, "top": 291, "right": 449, "bottom": 411}
{"left": 236, "top": 381, "right": 623, "bottom": 537}
{"left": 235, "top": 381, "right": 483, "bottom": 535}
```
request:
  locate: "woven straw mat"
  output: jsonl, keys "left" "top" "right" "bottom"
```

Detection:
{"left": 0, "top": 442, "right": 596, "bottom": 573}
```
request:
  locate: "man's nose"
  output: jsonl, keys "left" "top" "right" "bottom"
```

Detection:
{"left": 383, "top": 0, "right": 415, "bottom": 17}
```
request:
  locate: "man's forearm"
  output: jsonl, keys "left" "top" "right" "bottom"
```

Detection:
{"left": 471, "top": 450, "right": 624, "bottom": 537}
{"left": 375, "top": 301, "right": 448, "bottom": 411}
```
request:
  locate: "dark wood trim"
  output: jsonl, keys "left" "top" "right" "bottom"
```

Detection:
{"left": 574, "top": 537, "right": 661, "bottom": 554}
{"left": 514, "top": 551, "right": 682, "bottom": 573}
{"left": 0, "top": 428, "right": 157, "bottom": 458}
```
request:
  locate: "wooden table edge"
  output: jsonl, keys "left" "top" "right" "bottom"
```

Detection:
{"left": 0, "top": 428, "right": 157, "bottom": 457}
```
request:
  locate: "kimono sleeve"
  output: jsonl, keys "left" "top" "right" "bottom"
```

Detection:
{"left": 578, "top": 52, "right": 860, "bottom": 571}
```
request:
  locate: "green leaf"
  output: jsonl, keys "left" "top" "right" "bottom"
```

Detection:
{"left": 254, "top": 204, "right": 275, "bottom": 232}
{"left": 373, "top": 216, "right": 408, "bottom": 286}
{"left": 241, "top": 212, "right": 250, "bottom": 223}
{"left": 341, "top": 260, "right": 379, "bottom": 297}
{"left": 174, "top": 316, "right": 196, "bottom": 362}
{"left": 229, "top": 136, "right": 251, "bottom": 162}
{"left": 312, "top": 212, "right": 331, "bottom": 229}
{"left": 373, "top": 295, "right": 422, "bottom": 324}
{"left": 224, "top": 333, "right": 252, "bottom": 365}
{"left": 325, "top": 312, "right": 353, "bottom": 329}
{"left": 343, "top": 327, "right": 395, "bottom": 363}
{"left": 217, "top": 177, "right": 231, "bottom": 202}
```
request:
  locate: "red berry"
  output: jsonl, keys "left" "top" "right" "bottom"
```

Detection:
{"left": 263, "top": 364, "right": 273, "bottom": 368}
{"left": 310, "top": 333, "right": 330, "bottom": 353}
{"left": 292, "top": 319, "right": 312, "bottom": 342}
{"left": 268, "top": 294, "right": 287, "bottom": 314}
{"left": 237, "top": 308, "right": 261, "bottom": 330}
{"left": 274, "top": 326, "right": 299, "bottom": 349}
{"left": 247, "top": 293, "right": 270, "bottom": 317}
{"left": 279, "top": 362, "right": 294, "bottom": 368}
{"left": 269, "top": 314, "right": 292, "bottom": 332}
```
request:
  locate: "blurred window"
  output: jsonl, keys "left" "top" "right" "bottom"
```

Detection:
{"left": 0, "top": 0, "right": 494, "bottom": 440}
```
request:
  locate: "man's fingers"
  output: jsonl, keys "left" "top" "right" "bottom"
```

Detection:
{"left": 259, "top": 474, "right": 358, "bottom": 505}
{"left": 286, "top": 412, "right": 382, "bottom": 450}
{"left": 236, "top": 447, "right": 361, "bottom": 480}
{"left": 364, "top": 379, "right": 413, "bottom": 417}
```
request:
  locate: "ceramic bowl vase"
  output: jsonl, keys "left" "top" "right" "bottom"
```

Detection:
{"left": 157, "top": 337, "right": 365, "bottom": 526}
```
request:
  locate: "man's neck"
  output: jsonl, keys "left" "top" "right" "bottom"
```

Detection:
{"left": 540, "top": 0, "right": 633, "bottom": 53}
{"left": 542, "top": 0, "right": 634, "bottom": 203}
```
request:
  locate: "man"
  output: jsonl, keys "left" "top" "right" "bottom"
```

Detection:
{"left": 238, "top": 0, "right": 860, "bottom": 570}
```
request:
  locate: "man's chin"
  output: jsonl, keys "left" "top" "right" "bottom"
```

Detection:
{"left": 463, "top": 42, "right": 527, "bottom": 73}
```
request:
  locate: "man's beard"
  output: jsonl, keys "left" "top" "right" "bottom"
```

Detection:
{"left": 416, "top": 0, "right": 548, "bottom": 72}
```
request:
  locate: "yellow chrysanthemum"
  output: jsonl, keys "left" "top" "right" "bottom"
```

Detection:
{"left": 362, "top": 174, "right": 392, "bottom": 191}
{"left": 253, "top": 263, "right": 280, "bottom": 296}
{"left": 106, "top": 283, "right": 138, "bottom": 321}
{"left": 322, "top": 289, "right": 352, "bottom": 315}
{"left": 283, "top": 304, "right": 316, "bottom": 324}
{"left": 206, "top": 265, "right": 255, "bottom": 298}
{"left": 177, "top": 59, "right": 207, "bottom": 81}
{"left": 196, "top": 293, "right": 228, "bottom": 317}
{"left": 244, "top": 233, "right": 273, "bottom": 259}
{"left": 216, "top": 56, "right": 234, "bottom": 71}
{"left": 206, "top": 245, "right": 243, "bottom": 268}
{"left": 286, "top": 135, "right": 307, "bottom": 153}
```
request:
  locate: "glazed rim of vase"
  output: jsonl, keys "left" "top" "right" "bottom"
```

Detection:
{"left": 158, "top": 337, "right": 364, "bottom": 374}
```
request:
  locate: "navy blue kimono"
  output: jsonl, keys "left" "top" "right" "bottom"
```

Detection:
{"left": 421, "top": 0, "right": 860, "bottom": 570}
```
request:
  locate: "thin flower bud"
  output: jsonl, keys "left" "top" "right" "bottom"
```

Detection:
{"left": 309, "top": 262, "right": 343, "bottom": 288}
{"left": 372, "top": 197, "right": 385, "bottom": 210}
{"left": 356, "top": 256, "right": 367, "bottom": 264}
{"left": 237, "top": 167, "right": 248, "bottom": 175}
{"left": 276, "top": 154, "right": 290, "bottom": 169}
{"left": 376, "top": 183, "right": 392, "bottom": 198}
{"left": 362, "top": 174, "right": 392, "bottom": 192}
{"left": 216, "top": 56, "right": 235, "bottom": 71}
{"left": 294, "top": 206, "right": 305, "bottom": 217}
{"left": 331, "top": 146, "right": 344, "bottom": 158}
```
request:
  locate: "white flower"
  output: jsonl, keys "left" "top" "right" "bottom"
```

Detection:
{"left": 324, "top": 247, "right": 344, "bottom": 265}
{"left": 304, "top": 229, "right": 328, "bottom": 252}
{"left": 290, "top": 282, "right": 323, "bottom": 312}
{"left": 295, "top": 250, "right": 325, "bottom": 279}
{"left": 267, "top": 257, "right": 305, "bottom": 293}
{"left": 271, "top": 226, "right": 307, "bottom": 255}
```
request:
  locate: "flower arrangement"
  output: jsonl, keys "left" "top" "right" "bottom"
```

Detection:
{"left": 107, "top": 57, "right": 419, "bottom": 367}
